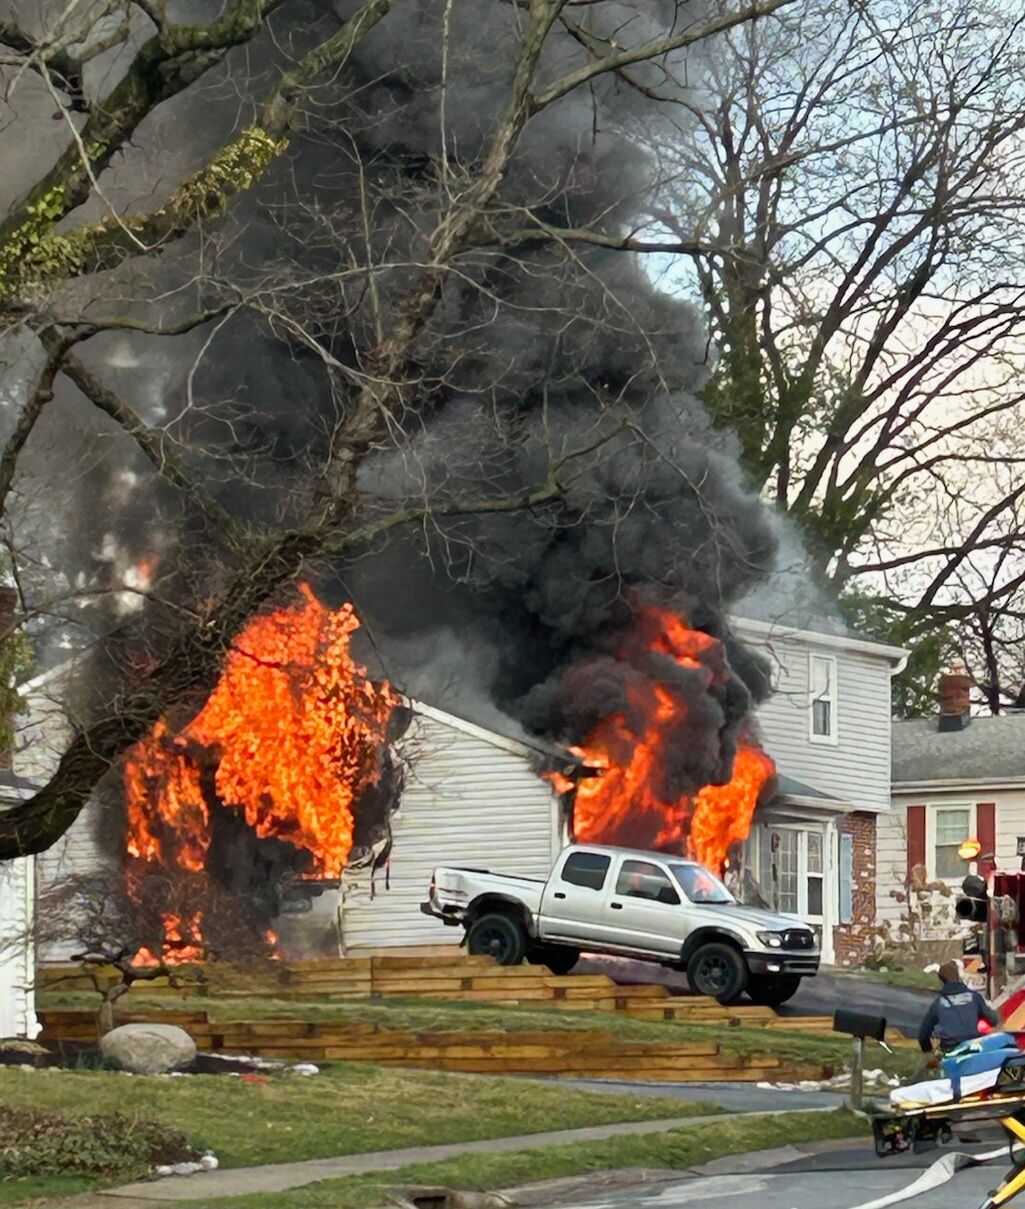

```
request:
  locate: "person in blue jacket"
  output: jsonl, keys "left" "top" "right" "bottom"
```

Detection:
{"left": 918, "top": 960, "right": 1000, "bottom": 1053}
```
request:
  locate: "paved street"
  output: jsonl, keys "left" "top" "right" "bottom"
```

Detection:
{"left": 545, "top": 1140, "right": 1006, "bottom": 1209}
{"left": 577, "top": 958, "right": 932, "bottom": 1036}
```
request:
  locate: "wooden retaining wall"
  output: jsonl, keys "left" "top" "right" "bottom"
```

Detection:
{"left": 37, "top": 954, "right": 839, "bottom": 1032}
{"left": 35, "top": 1009, "right": 827, "bottom": 1082}
{"left": 39, "top": 952, "right": 914, "bottom": 1046}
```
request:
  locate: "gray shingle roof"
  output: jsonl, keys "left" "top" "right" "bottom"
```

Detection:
{"left": 893, "top": 714, "right": 1025, "bottom": 784}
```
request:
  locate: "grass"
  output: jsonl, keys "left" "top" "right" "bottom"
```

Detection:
{"left": 206, "top": 1108, "right": 868, "bottom": 1209}
{"left": 837, "top": 967, "right": 937, "bottom": 992}
{"left": 36, "top": 990, "right": 920, "bottom": 1079}
{"left": 0, "top": 1176, "right": 96, "bottom": 1206}
{"left": 0, "top": 1064, "right": 715, "bottom": 1171}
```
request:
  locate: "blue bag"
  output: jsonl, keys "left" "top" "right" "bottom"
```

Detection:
{"left": 941, "top": 1032, "right": 1018, "bottom": 1098}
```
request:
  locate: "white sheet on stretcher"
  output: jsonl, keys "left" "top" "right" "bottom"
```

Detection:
{"left": 890, "top": 1068, "right": 1001, "bottom": 1108}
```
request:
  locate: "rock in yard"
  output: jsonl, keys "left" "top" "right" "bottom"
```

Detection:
{"left": 100, "top": 1023, "right": 197, "bottom": 1075}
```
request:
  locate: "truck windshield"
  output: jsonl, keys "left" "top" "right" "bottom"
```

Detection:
{"left": 671, "top": 864, "right": 736, "bottom": 904}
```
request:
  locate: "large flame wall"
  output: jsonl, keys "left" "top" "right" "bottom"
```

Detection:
{"left": 125, "top": 585, "right": 398, "bottom": 886}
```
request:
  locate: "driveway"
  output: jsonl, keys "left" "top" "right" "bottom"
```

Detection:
{"left": 577, "top": 957, "right": 932, "bottom": 1036}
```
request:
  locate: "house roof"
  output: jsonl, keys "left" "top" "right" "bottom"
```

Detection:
{"left": 775, "top": 774, "right": 840, "bottom": 802}
{"left": 731, "top": 615, "right": 908, "bottom": 665}
{"left": 893, "top": 714, "right": 1025, "bottom": 786}
{"left": 408, "top": 699, "right": 571, "bottom": 763}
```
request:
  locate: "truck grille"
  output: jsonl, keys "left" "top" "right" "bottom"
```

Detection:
{"left": 783, "top": 929, "right": 815, "bottom": 950}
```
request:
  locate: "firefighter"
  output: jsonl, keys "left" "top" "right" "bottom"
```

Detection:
{"left": 917, "top": 960, "right": 1000, "bottom": 1054}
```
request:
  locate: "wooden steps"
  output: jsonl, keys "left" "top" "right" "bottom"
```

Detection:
{"left": 35, "top": 1009, "right": 826, "bottom": 1083}
{"left": 35, "top": 953, "right": 844, "bottom": 1039}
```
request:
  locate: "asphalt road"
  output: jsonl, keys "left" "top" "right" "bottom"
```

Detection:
{"left": 576, "top": 957, "right": 932, "bottom": 1036}
{"left": 544, "top": 1140, "right": 1007, "bottom": 1209}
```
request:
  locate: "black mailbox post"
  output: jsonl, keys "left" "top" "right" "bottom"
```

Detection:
{"left": 833, "top": 1010, "right": 888, "bottom": 1109}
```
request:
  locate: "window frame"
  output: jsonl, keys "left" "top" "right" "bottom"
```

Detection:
{"left": 614, "top": 859, "right": 681, "bottom": 906}
{"left": 768, "top": 825, "right": 826, "bottom": 922}
{"left": 925, "top": 802, "right": 975, "bottom": 883}
{"left": 560, "top": 851, "right": 611, "bottom": 892}
{"left": 808, "top": 652, "right": 839, "bottom": 746}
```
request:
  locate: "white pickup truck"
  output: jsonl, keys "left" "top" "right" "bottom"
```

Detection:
{"left": 421, "top": 843, "right": 820, "bottom": 1005}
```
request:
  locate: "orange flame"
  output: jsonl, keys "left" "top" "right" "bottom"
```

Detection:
{"left": 567, "top": 606, "right": 775, "bottom": 872}
{"left": 124, "top": 584, "right": 397, "bottom": 960}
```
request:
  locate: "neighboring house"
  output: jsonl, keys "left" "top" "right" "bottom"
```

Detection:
{"left": 733, "top": 618, "right": 908, "bottom": 966}
{"left": 880, "top": 672, "right": 1025, "bottom": 942}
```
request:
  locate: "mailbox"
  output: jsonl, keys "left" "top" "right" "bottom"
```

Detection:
{"left": 833, "top": 1009, "right": 888, "bottom": 1042}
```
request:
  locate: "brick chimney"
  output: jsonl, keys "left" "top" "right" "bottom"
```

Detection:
{"left": 938, "top": 668, "right": 972, "bottom": 733}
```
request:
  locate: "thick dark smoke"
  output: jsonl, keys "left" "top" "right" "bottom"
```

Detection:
{"left": 8, "top": 1, "right": 788, "bottom": 882}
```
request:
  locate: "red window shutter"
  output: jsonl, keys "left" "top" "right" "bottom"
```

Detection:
{"left": 907, "top": 805, "right": 926, "bottom": 880}
{"left": 977, "top": 802, "right": 996, "bottom": 876}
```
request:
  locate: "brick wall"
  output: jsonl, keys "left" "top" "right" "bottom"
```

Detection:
{"left": 834, "top": 811, "right": 877, "bottom": 966}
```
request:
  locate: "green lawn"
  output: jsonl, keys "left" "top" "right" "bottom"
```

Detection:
{"left": 835, "top": 967, "right": 936, "bottom": 992}
{"left": 0, "top": 1176, "right": 97, "bottom": 1207}
{"left": 37, "top": 991, "right": 920, "bottom": 1079}
{"left": 207, "top": 1109, "right": 868, "bottom": 1209}
{"left": 0, "top": 1064, "right": 714, "bottom": 1171}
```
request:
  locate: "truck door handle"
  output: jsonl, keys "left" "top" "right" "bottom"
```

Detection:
{"left": 553, "top": 892, "right": 566, "bottom": 900}
{"left": 610, "top": 902, "right": 623, "bottom": 910}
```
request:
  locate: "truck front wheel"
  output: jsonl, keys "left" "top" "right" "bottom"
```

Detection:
{"left": 467, "top": 913, "right": 527, "bottom": 965}
{"left": 686, "top": 942, "right": 747, "bottom": 1004}
{"left": 747, "top": 974, "right": 801, "bottom": 1007}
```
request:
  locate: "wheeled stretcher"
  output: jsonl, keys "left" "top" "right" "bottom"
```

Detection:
{"left": 873, "top": 1049, "right": 1025, "bottom": 1209}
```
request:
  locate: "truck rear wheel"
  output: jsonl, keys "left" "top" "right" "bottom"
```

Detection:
{"left": 467, "top": 913, "right": 527, "bottom": 965}
{"left": 747, "top": 974, "right": 801, "bottom": 1007}
{"left": 686, "top": 942, "right": 747, "bottom": 1004}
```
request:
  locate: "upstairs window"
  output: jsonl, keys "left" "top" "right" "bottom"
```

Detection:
{"left": 809, "top": 653, "right": 838, "bottom": 744}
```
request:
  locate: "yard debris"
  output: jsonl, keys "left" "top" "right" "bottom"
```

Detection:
{"left": 155, "top": 1151, "right": 219, "bottom": 1178}
{"left": 757, "top": 1067, "right": 901, "bottom": 1093}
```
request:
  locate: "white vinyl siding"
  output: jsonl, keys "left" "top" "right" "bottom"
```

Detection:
{"left": 340, "top": 708, "right": 561, "bottom": 951}
{"left": 734, "top": 621, "right": 895, "bottom": 813}
{"left": 0, "top": 854, "right": 37, "bottom": 1038}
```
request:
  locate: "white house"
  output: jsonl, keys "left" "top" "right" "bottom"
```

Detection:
{"left": 6, "top": 616, "right": 905, "bottom": 1003}
{"left": 0, "top": 771, "right": 43, "bottom": 1039}
{"left": 338, "top": 702, "right": 563, "bottom": 952}
{"left": 734, "top": 618, "right": 907, "bottom": 966}
{"left": 20, "top": 693, "right": 564, "bottom": 962}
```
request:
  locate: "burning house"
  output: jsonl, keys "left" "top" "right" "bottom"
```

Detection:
{"left": 0, "top": 1, "right": 907, "bottom": 1005}
{"left": 15, "top": 583, "right": 906, "bottom": 971}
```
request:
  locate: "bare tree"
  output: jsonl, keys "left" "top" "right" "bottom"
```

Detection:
{"left": 587, "top": 0, "right": 1025, "bottom": 700}
{"left": 25, "top": 868, "right": 273, "bottom": 1031}
{"left": 0, "top": 0, "right": 792, "bottom": 861}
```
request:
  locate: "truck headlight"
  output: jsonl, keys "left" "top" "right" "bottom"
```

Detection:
{"left": 756, "top": 931, "right": 784, "bottom": 948}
